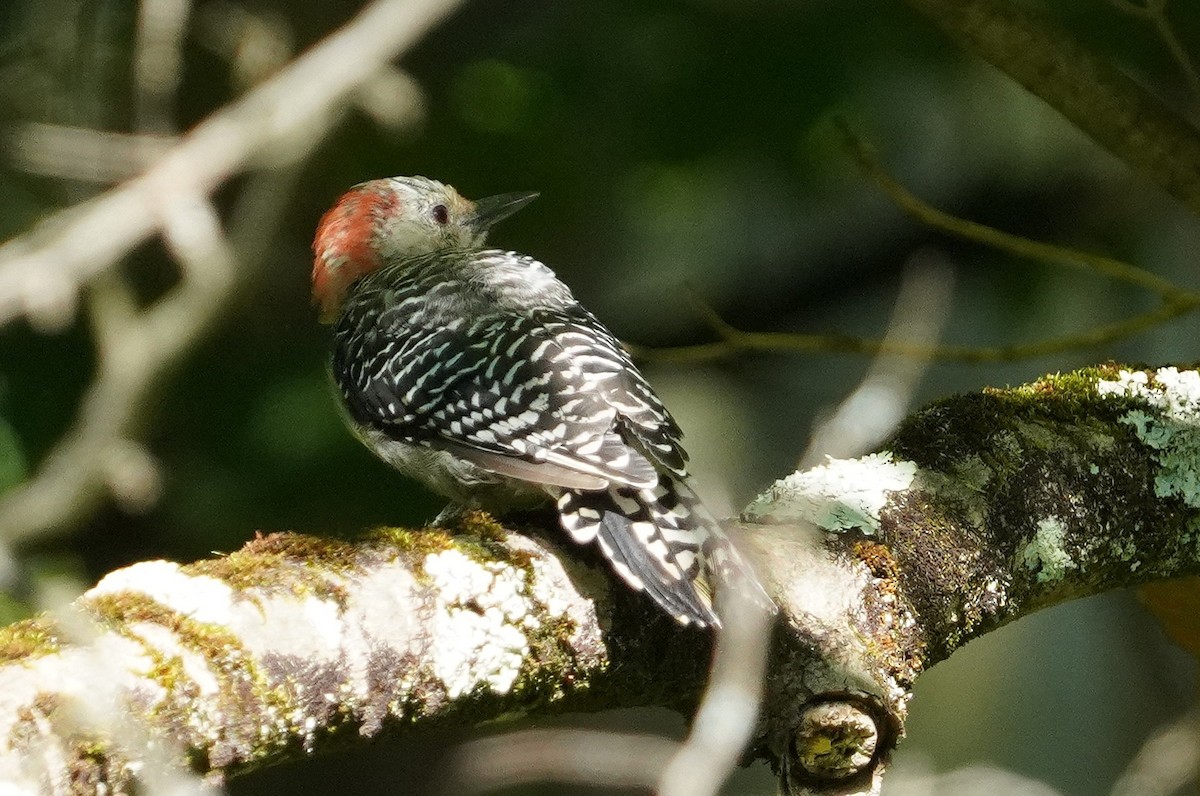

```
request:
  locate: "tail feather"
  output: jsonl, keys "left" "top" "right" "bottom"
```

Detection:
{"left": 556, "top": 476, "right": 772, "bottom": 627}
{"left": 596, "top": 510, "right": 716, "bottom": 625}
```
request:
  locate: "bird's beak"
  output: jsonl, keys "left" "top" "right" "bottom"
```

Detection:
{"left": 470, "top": 191, "right": 539, "bottom": 232}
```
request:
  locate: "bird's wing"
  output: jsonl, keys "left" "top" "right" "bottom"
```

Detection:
{"left": 565, "top": 305, "right": 689, "bottom": 477}
{"left": 335, "top": 304, "right": 686, "bottom": 490}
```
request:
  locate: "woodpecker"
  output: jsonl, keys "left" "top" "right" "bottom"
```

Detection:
{"left": 312, "top": 175, "right": 771, "bottom": 626}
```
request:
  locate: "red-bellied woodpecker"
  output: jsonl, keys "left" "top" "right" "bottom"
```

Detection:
{"left": 311, "top": 175, "right": 771, "bottom": 626}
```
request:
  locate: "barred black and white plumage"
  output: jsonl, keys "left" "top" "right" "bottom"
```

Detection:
{"left": 312, "top": 176, "right": 772, "bottom": 626}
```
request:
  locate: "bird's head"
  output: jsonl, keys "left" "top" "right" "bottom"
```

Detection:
{"left": 311, "top": 175, "right": 537, "bottom": 323}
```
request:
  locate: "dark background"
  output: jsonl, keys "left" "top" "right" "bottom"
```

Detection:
{"left": 1, "top": 1, "right": 1198, "bottom": 793}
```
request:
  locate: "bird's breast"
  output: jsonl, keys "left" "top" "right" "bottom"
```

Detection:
{"left": 355, "top": 424, "right": 549, "bottom": 510}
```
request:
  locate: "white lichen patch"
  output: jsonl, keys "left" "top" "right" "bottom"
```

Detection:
{"left": 1097, "top": 368, "right": 1151, "bottom": 398}
{"left": 86, "top": 559, "right": 355, "bottom": 753}
{"left": 234, "top": 592, "right": 345, "bottom": 663}
{"left": 507, "top": 534, "right": 600, "bottom": 651}
{"left": 1097, "top": 367, "right": 1200, "bottom": 507}
{"left": 1109, "top": 536, "right": 1138, "bottom": 565}
{"left": 124, "top": 620, "right": 221, "bottom": 697}
{"left": 743, "top": 452, "right": 919, "bottom": 534}
{"left": 423, "top": 548, "right": 532, "bottom": 698}
{"left": 0, "top": 632, "right": 154, "bottom": 764}
{"left": 1019, "top": 516, "right": 1077, "bottom": 583}
{"left": 88, "top": 560, "right": 235, "bottom": 624}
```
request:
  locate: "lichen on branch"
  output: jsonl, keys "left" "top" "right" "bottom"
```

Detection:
{"left": 0, "top": 520, "right": 619, "bottom": 790}
{"left": 5, "top": 365, "right": 1200, "bottom": 796}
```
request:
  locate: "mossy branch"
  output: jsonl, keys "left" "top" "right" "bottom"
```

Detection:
{"left": 746, "top": 363, "right": 1200, "bottom": 792}
{"left": 0, "top": 516, "right": 710, "bottom": 791}
{"left": 5, "top": 364, "right": 1200, "bottom": 794}
{"left": 896, "top": 0, "right": 1200, "bottom": 217}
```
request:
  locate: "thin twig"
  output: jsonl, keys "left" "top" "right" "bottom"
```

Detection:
{"left": 632, "top": 128, "right": 1200, "bottom": 367}
{"left": 658, "top": 584, "right": 774, "bottom": 796}
{"left": 838, "top": 121, "right": 1199, "bottom": 302}
{"left": 0, "top": 194, "right": 236, "bottom": 544}
{"left": 800, "top": 251, "right": 954, "bottom": 469}
{"left": 631, "top": 297, "right": 1194, "bottom": 366}
{"left": 7, "top": 124, "right": 176, "bottom": 183}
{"left": 443, "top": 729, "right": 678, "bottom": 793}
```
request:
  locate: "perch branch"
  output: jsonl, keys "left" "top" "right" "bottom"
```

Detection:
{"left": 4, "top": 365, "right": 1200, "bottom": 794}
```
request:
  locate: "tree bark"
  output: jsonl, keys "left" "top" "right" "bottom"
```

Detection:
{"left": 2, "top": 364, "right": 1198, "bottom": 794}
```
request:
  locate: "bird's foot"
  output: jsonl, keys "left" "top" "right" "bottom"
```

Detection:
{"left": 431, "top": 502, "right": 473, "bottom": 528}
{"left": 430, "top": 503, "right": 507, "bottom": 538}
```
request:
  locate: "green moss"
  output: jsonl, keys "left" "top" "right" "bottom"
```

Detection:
{"left": 240, "top": 531, "right": 361, "bottom": 568}
{"left": 85, "top": 591, "right": 301, "bottom": 767}
{"left": 148, "top": 652, "right": 190, "bottom": 698}
{"left": 892, "top": 364, "right": 1147, "bottom": 480}
{"left": 371, "top": 525, "right": 456, "bottom": 557}
{"left": 451, "top": 509, "right": 507, "bottom": 542}
{"left": 87, "top": 592, "right": 245, "bottom": 662}
{"left": 514, "top": 613, "right": 597, "bottom": 702}
{"left": 0, "top": 616, "right": 62, "bottom": 663}
{"left": 371, "top": 512, "right": 537, "bottom": 574}
{"left": 187, "top": 532, "right": 358, "bottom": 605}
{"left": 998, "top": 364, "right": 1131, "bottom": 420}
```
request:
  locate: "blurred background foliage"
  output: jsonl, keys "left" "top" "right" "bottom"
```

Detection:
{"left": 1, "top": 0, "right": 1199, "bottom": 793}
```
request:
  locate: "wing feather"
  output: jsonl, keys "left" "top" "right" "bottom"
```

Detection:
{"left": 334, "top": 275, "right": 686, "bottom": 490}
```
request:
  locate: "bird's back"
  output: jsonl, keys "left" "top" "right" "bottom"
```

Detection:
{"left": 318, "top": 182, "right": 772, "bottom": 626}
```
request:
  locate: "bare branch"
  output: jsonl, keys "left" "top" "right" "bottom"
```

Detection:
{"left": 0, "top": 194, "right": 237, "bottom": 543}
{"left": 0, "top": 0, "right": 453, "bottom": 546}
{"left": 445, "top": 729, "right": 677, "bottom": 793}
{"left": 800, "top": 252, "right": 954, "bottom": 469}
{"left": 133, "top": 0, "right": 193, "bottom": 133}
{"left": 0, "top": 0, "right": 460, "bottom": 331}
{"left": 658, "top": 586, "right": 774, "bottom": 796}
{"left": 7, "top": 124, "right": 176, "bottom": 184}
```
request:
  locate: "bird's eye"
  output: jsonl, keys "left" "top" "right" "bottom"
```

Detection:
{"left": 432, "top": 204, "right": 449, "bottom": 225}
